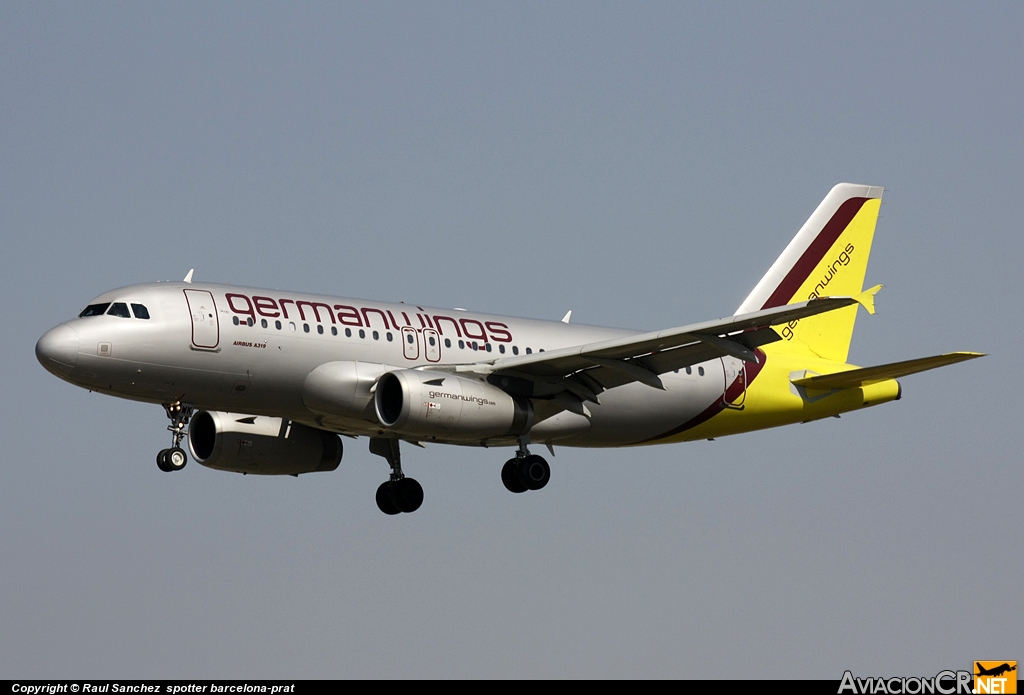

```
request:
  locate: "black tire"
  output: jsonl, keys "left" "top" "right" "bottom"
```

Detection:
{"left": 518, "top": 454, "right": 550, "bottom": 491}
{"left": 156, "top": 449, "right": 172, "bottom": 472}
{"left": 167, "top": 447, "right": 188, "bottom": 471}
{"left": 391, "top": 477, "right": 424, "bottom": 513}
{"left": 501, "top": 458, "right": 527, "bottom": 493}
{"left": 376, "top": 482, "right": 401, "bottom": 515}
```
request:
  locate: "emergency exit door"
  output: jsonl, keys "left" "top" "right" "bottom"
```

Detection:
{"left": 401, "top": 326, "right": 419, "bottom": 360}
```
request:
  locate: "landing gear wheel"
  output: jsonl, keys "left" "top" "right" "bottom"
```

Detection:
{"left": 369, "top": 438, "right": 423, "bottom": 514}
{"left": 390, "top": 478, "right": 424, "bottom": 513}
{"left": 518, "top": 454, "right": 550, "bottom": 491}
{"left": 502, "top": 458, "right": 527, "bottom": 493}
{"left": 166, "top": 447, "right": 187, "bottom": 471}
{"left": 159, "top": 401, "right": 194, "bottom": 473}
{"left": 156, "top": 449, "right": 172, "bottom": 472}
{"left": 376, "top": 482, "right": 401, "bottom": 515}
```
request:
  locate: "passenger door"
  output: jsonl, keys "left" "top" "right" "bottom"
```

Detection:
{"left": 722, "top": 357, "right": 746, "bottom": 409}
{"left": 184, "top": 289, "right": 219, "bottom": 349}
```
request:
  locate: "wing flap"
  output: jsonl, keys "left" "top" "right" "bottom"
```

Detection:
{"left": 791, "top": 352, "right": 984, "bottom": 390}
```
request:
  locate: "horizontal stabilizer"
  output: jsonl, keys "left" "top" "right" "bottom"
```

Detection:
{"left": 791, "top": 352, "right": 984, "bottom": 390}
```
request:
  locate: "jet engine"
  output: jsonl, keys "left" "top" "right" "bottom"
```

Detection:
{"left": 188, "top": 410, "right": 342, "bottom": 475}
{"left": 374, "top": 369, "right": 533, "bottom": 440}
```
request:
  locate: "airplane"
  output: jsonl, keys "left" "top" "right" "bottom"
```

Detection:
{"left": 36, "top": 183, "right": 983, "bottom": 515}
{"left": 975, "top": 663, "right": 1016, "bottom": 678}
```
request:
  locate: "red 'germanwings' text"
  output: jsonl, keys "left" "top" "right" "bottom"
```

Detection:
{"left": 224, "top": 293, "right": 514, "bottom": 343}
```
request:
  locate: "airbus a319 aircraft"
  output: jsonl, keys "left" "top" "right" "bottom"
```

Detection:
{"left": 36, "top": 184, "right": 982, "bottom": 514}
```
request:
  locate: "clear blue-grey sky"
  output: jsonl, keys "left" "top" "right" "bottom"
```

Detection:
{"left": 1, "top": 2, "right": 1018, "bottom": 678}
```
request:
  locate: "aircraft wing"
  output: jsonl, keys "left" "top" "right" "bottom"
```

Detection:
{"left": 451, "top": 297, "right": 860, "bottom": 405}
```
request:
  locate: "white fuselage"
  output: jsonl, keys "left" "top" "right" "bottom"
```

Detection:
{"left": 37, "top": 282, "right": 734, "bottom": 448}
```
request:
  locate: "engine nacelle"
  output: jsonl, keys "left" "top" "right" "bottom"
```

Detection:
{"left": 375, "top": 370, "right": 533, "bottom": 440}
{"left": 188, "top": 410, "right": 342, "bottom": 475}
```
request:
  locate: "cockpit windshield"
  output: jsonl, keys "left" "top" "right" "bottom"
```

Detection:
{"left": 107, "top": 302, "right": 131, "bottom": 318}
{"left": 78, "top": 300, "right": 151, "bottom": 319}
{"left": 79, "top": 301, "right": 151, "bottom": 319}
{"left": 79, "top": 303, "right": 110, "bottom": 317}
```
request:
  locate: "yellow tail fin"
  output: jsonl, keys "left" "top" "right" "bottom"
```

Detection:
{"left": 736, "top": 184, "right": 883, "bottom": 363}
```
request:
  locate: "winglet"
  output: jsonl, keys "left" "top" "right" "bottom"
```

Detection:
{"left": 183, "top": 269, "right": 194, "bottom": 283}
{"left": 562, "top": 310, "right": 572, "bottom": 324}
{"left": 854, "top": 284, "right": 882, "bottom": 315}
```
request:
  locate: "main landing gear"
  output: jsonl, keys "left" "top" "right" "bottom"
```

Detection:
{"left": 501, "top": 436, "right": 550, "bottom": 493}
{"left": 157, "top": 401, "right": 193, "bottom": 472}
{"left": 370, "top": 438, "right": 423, "bottom": 515}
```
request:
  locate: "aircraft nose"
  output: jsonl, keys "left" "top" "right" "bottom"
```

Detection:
{"left": 36, "top": 324, "right": 79, "bottom": 375}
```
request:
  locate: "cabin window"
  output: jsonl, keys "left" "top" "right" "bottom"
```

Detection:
{"left": 261, "top": 319, "right": 268, "bottom": 328}
{"left": 131, "top": 304, "right": 150, "bottom": 319}
{"left": 317, "top": 325, "right": 324, "bottom": 335}
{"left": 79, "top": 303, "right": 110, "bottom": 317}
{"left": 289, "top": 322, "right": 296, "bottom": 332}
{"left": 444, "top": 338, "right": 451, "bottom": 348}
{"left": 359, "top": 329, "right": 365, "bottom": 339}
{"left": 428, "top": 336, "right": 436, "bottom": 346}
{"left": 458, "top": 340, "right": 464, "bottom": 349}
{"left": 331, "top": 326, "right": 337, "bottom": 336}
{"left": 387, "top": 332, "right": 393, "bottom": 342}
{"left": 303, "top": 323, "right": 310, "bottom": 333}
{"left": 406, "top": 333, "right": 414, "bottom": 344}
{"left": 233, "top": 316, "right": 240, "bottom": 325}
{"left": 345, "top": 328, "right": 352, "bottom": 337}
{"left": 107, "top": 303, "right": 131, "bottom": 318}
{"left": 372, "top": 331, "right": 379, "bottom": 340}
{"left": 498, "top": 344, "right": 505, "bottom": 354}
{"left": 685, "top": 366, "right": 691, "bottom": 375}
{"left": 485, "top": 343, "right": 492, "bottom": 352}
{"left": 512, "top": 346, "right": 519, "bottom": 355}
{"left": 526, "top": 348, "right": 532, "bottom": 354}
{"left": 698, "top": 366, "right": 705, "bottom": 376}
{"left": 275, "top": 320, "right": 282, "bottom": 330}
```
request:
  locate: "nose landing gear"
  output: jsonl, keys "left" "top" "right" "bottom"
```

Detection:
{"left": 502, "top": 436, "right": 550, "bottom": 493}
{"left": 370, "top": 437, "right": 423, "bottom": 514}
{"left": 157, "top": 401, "right": 193, "bottom": 472}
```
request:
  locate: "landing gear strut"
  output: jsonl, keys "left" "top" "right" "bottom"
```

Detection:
{"left": 370, "top": 437, "right": 423, "bottom": 515}
{"left": 502, "top": 435, "right": 550, "bottom": 493}
{"left": 157, "top": 401, "right": 193, "bottom": 472}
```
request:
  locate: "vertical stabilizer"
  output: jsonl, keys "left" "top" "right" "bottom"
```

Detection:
{"left": 736, "top": 184, "right": 883, "bottom": 363}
